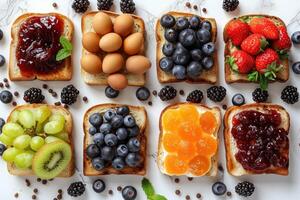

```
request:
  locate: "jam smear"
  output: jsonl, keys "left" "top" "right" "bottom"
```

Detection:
{"left": 16, "top": 15, "right": 64, "bottom": 77}
{"left": 232, "top": 110, "right": 289, "bottom": 172}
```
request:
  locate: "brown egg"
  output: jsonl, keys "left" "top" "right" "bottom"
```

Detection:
{"left": 81, "top": 54, "right": 102, "bottom": 74}
{"left": 123, "top": 32, "right": 144, "bottom": 55}
{"left": 92, "top": 12, "right": 113, "bottom": 35}
{"left": 126, "top": 55, "right": 151, "bottom": 74}
{"left": 102, "top": 53, "right": 124, "bottom": 74}
{"left": 107, "top": 73, "right": 128, "bottom": 90}
{"left": 113, "top": 14, "right": 134, "bottom": 37}
{"left": 99, "top": 33, "right": 123, "bottom": 52}
{"left": 82, "top": 32, "right": 100, "bottom": 53}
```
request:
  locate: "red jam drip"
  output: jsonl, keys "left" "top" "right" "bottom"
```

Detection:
{"left": 16, "top": 15, "right": 64, "bottom": 77}
{"left": 232, "top": 110, "right": 289, "bottom": 172}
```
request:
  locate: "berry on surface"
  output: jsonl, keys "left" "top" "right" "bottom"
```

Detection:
{"left": 23, "top": 88, "right": 45, "bottom": 104}
{"left": 67, "top": 181, "right": 85, "bottom": 197}
{"left": 61, "top": 85, "right": 79, "bottom": 105}
{"left": 207, "top": 86, "right": 226, "bottom": 102}
{"left": 212, "top": 182, "right": 227, "bottom": 196}
{"left": 93, "top": 179, "right": 106, "bottom": 193}
{"left": 120, "top": 0, "right": 136, "bottom": 14}
{"left": 232, "top": 93, "right": 245, "bottom": 106}
{"left": 222, "top": 0, "right": 239, "bottom": 12}
{"left": 291, "top": 31, "right": 300, "bottom": 44}
{"left": 97, "top": 0, "right": 113, "bottom": 10}
{"left": 281, "top": 85, "right": 299, "bottom": 104}
{"left": 72, "top": 0, "right": 90, "bottom": 13}
{"left": 158, "top": 86, "right": 177, "bottom": 101}
{"left": 0, "top": 90, "right": 13, "bottom": 104}
{"left": 252, "top": 88, "right": 269, "bottom": 103}
{"left": 186, "top": 90, "right": 203, "bottom": 103}
{"left": 235, "top": 181, "right": 255, "bottom": 197}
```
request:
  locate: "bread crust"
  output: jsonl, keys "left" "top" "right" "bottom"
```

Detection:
{"left": 6, "top": 104, "right": 75, "bottom": 178}
{"left": 156, "top": 11, "right": 218, "bottom": 84}
{"left": 83, "top": 103, "right": 148, "bottom": 176}
{"left": 223, "top": 14, "right": 289, "bottom": 84}
{"left": 224, "top": 103, "right": 290, "bottom": 176}
{"left": 157, "top": 102, "right": 221, "bottom": 177}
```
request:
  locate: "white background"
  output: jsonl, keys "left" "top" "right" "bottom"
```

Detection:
{"left": 0, "top": 0, "right": 300, "bottom": 199}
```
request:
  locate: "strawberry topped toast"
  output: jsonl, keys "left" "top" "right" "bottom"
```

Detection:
{"left": 224, "top": 15, "right": 291, "bottom": 90}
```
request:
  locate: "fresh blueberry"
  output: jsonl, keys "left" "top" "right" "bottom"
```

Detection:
{"left": 292, "top": 31, "right": 300, "bottom": 44}
{"left": 202, "top": 42, "right": 215, "bottom": 55}
{"left": 292, "top": 62, "right": 300, "bottom": 74}
{"left": 86, "top": 144, "right": 101, "bottom": 159}
{"left": 127, "top": 126, "right": 140, "bottom": 137}
{"left": 136, "top": 87, "right": 150, "bottom": 101}
{"left": 187, "top": 61, "right": 203, "bottom": 78}
{"left": 112, "top": 157, "right": 126, "bottom": 170}
{"left": 0, "top": 144, "right": 6, "bottom": 156}
{"left": 190, "top": 49, "right": 203, "bottom": 61}
{"left": 123, "top": 115, "right": 136, "bottom": 127}
{"left": 89, "top": 126, "right": 98, "bottom": 136}
{"left": 162, "top": 42, "right": 175, "bottom": 56}
{"left": 212, "top": 182, "right": 227, "bottom": 196}
{"left": 104, "top": 134, "right": 118, "bottom": 147}
{"left": 179, "top": 29, "right": 197, "bottom": 47}
{"left": 0, "top": 90, "right": 12, "bottom": 104}
{"left": 125, "top": 153, "right": 142, "bottom": 167}
{"left": 127, "top": 138, "right": 141, "bottom": 152}
{"left": 0, "top": 55, "right": 5, "bottom": 67}
{"left": 172, "top": 45, "right": 190, "bottom": 65}
{"left": 122, "top": 186, "right": 137, "bottom": 200}
{"left": 0, "top": 29, "right": 3, "bottom": 40}
{"left": 116, "top": 144, "right": 129, "bottom": 157}
{"left": 105, "top": 86, "right": 119, "bottom": 98}
{"left": 202, "top": 56, "right": 214, "bottom": 70}
{"left": 160, "top": 14, "right": 176, "bottom": 28}
{"left": 175, "top": 17, "right": 189, "bottom": 31}
{"left": 196, "top": 29, "right": 211, "bottom": 44}
{"left": 111, "top": 115, "right": 124, "bottom": 129}
{"left": 93, "top": 179, "right": 106, "bottom": 193}
{"left": 101, "top": 146, "right": 115, "bottom": 161}
{"left": 89, "top": 113, "right": 103, "bottom": 127}
{"left": 0, "top": 118, "right": 5, "bottom": 133}
{"left": 103, "top": 109, "right": 116, "bottom": 122}
{"left": 164, "top": 28, "right": 178, "bottom": 43}
{"left": 116, "top": 128, "right": 128, "bottom": 140}
{"left": 232, "top": 93, "right": 245, "bottom": 106}
{"left": 159, "top": 57, "right": 174, "bottom": 73}
{"left": 116, "top": 106, "right": 130, "bottom": 116}
{"left": 201, "top": 21, "right": 212, "bottom": 31}
{"left": 189, "top": 15, "right": 201, "bottom": 30}
{"left": 92, "top": 157, "right": 106, "bottom": 171}
{"left": 172, "top": 65, "right": 187, "bottom": 80}
{"left": 93, "top": 133, "right": 105, "bottom": 147}
{"left": 99, "top": 123, "right": 112, "bottom": 134}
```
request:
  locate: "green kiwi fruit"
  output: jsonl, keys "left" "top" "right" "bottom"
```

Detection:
{"left": 32, "top": 141, "right": 72, "bottom": 179}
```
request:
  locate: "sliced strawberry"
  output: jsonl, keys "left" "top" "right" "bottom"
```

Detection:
{"left": 241, "top": 34, "right": 268, "bottom": 55}
{"left": 228, "top": 50, "right": 255, "bottom": 74}
{"left": 272, "top": 26, "right": 292, "bottom": 52}
{"left": 226, "top": 19, "right": 250, "bottom": 46}
{"left": 249, "top": 17, "right": 279, "bottom": 40}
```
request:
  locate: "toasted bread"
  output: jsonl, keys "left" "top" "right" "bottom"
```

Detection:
{"left": 81, "top": 11, "right": 146, "bottom": 86}
{"left": 224, "top": 15, "right": 289, "bottom": 83}
{"left": 224, "top": 103, "right": 290, "bottom": 176}
{"left": 156, "top": 11, "right": 218, "bottom": 84}
{"left": 157, "top": 103, "right": 221, "bottom": 177}
{"left": 9, "top": 13, "right": 74, "bottom": 81}
{"left": 83, "top": 104, "right": 147, "bottom": 176}
{"left": 6, "top": 104, "right": 75, "bottom": 178}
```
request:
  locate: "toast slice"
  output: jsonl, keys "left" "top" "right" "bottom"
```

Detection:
{"left": 224, "top": 103, "right": 290, "bottom": 176}
{"left": 6, "top": 104, "right": 75, "bottom": 178}
{"left": 224, "top": 15, "right": 289, "bottom": 83}
{"left": 156, "top": 11, "right": 218, "bottom": 84}
{"left": 157, "top": 103, "right": 221, "bottom": 177}
{"left": 83, "top": 104, "right": 148, "bottom": 176}
{"left": 81, "top": 11, "right": 146, "bottom": 86}
{"left": 9, "top": 13, "right": 74, "bottom": 81}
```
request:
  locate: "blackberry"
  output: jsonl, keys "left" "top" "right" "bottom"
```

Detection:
{"left": 72, "top": 0, "right": 90, "bottom": 13}
{"left": 97, "top": 0, "right": 113, "bottom": 10}
{"left": 67, "top": 182, "right": 85, "bottom": 197}
{"left": 222, "top": 0, "right": 239, "bottom": 12}
{"left": 186, "top": 90, "right": 203, "bottom": 103}
{"left": 158, "top": 86, "right": 177, "bottom": 101}
{"left": 61, "top": 85, "right": 79, "bottom": 105}
{"left": 235, "top": 181, "right": 255, "bottom": 197}
{"left": 23, "top": 88, "right": 45, "bottom": 104}
{"left": 252, "top": 88, "right": 268, "bottom": 103}
{"left": 281, "top": 85, "right": 299, "bottom": 104}
{"left": 120, "top": 0, "right": 135, "bottom": 14}
{"left": 207, "top": 86, "right": 226, "bottom": 102}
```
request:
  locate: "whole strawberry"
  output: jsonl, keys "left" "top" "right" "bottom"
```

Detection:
{"left": 241, "top": 34, "right": 268, "bottom": 55}
{"left": 249, "top": 17, "right": 279, "bottom": 40}
{"left": 228, "top": 50, "right": 255, "bottom": 74}
{"left": 272, "top": 25, "right": 292, "bottom": 52}
{"left": 255, "top": 48, "right": 280, "bottom": 74}
{"left": 226, "top": 19, "right": 250, "bottom": 46}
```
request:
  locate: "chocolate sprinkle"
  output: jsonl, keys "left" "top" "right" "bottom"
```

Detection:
{"left": 222, "top": 104, "right": 228, "bottom": 110}
{"left": 52, "top": 2, "right": 58, "bottom": 8}
{"left": 108, "top": 190, "right": 113, "bottom": 195}
{"left": 148, "top": 101, "right": 152, "bottom": 106}
{"left": 186, "top": 195, "right": 191, "bottom": 200}
{"left": 202, "top": 8, "right": 207, "bottom": 13}
{"left": 32, "top": 195, "right": 36, "bottom": 199}
{"left": 185, "top": 2, "right": 191, "bottom": 8}
{"left": 57, "top": 194, "right": 62, "bottom": 199}
{"left": 187, "top": 177, "right": 193, "bottom": 181}
{"left": 174, "top": 178, "right": 180, "bottom": 183}
{"left": 0, "top": 82, "right": 3, "bottom": 88}
{"left": 5, "top": 83, "right": 9, "bottom": 88}
{"left": 58, "top": 189, "right": 62, "bottom": 194}
{"left": 42, "top": 84, "right": 48, "bottom": 89}
{"left": 83, "top": 96, "right": 88, "bottom": 102}
{"left": 48, "top": 89, "right": 53, "bottom": 93}
{"left": 152, "top": 90, "right": 157, "bottom": 96}
{"left": 117, "top": 186, "right": 122, "bottom": 191}
{"left": 3, "top": 78, "right": 8, "bottom": 82}
{"left": 227, "top": 191, "right": 232, "bottom": 196}
{"left": 26, "top": 179, "right": 31, "bottom": 187}
{"left": 175, "top": 190, "right": 181, "bottom": 195}
{"left": 14, "top": 193, "right": 19, "bottom": 198}
{"left": 193, "top": 5, "right": 198, "bottom": 10}
{"left": 196, "top": 193, "right": 202, "bottom": 198}
{"left": 37, "top": 178, "right": 41, "bottom": 182}
{"left": 14, "top": 91, "right": 19, "bottom": 97}
{"left": 12, "top": 101, "right": 17, "bottom": 106}
{"left": 42, "top": 180, "right": 47, "bottom": 185}
{"left": 179, "top": 90, "right": 185, "bottom": 96}
{"left": 55, "top": 102, "right": 61, "bottom": 106}
{"left": 33, "top": 189, "right": 38, "bottom": 194}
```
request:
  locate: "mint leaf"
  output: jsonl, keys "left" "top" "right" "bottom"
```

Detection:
{"left": 59, "top": 36, "right": 72, "bottom": 51}
{"left": 150, "top": 194, "right": 168, "bottom": 200}
{"left": 56, "top": 48, "right": 71, "bottom": 61}
{"left": 142, "top": 178, "right": 155, "bottom": 198}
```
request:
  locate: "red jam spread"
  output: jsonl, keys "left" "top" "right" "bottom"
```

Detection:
{"left": 232, "top": 110, "right": 289, "bottom": 172}
{"left": 16, "top": 15, "right": 64, "bottom": 77}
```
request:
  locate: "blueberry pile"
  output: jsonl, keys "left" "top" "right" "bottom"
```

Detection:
{"left": 86, "top": 106, "right": 143, "bottom": 171}
{"left": 159, "top": 14, "right": 215, "bottom": 80}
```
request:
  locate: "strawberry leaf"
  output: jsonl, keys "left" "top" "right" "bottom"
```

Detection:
{"left": 260, "top": 38, "right": 269, "bottom": 51}
{"left": 248, "top": 71, "right": 259, "bottom": 82}
{"left": 142, "top": 178, "right": 155, "bottom": 198}
{"left": 259, "top": 74, "right": 268, "bottom": 90}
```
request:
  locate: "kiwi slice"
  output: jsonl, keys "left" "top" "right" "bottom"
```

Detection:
{"left": 32, "top": 141, "right": 72, "bottom": 179}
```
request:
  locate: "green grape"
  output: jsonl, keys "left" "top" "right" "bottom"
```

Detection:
{"left": 44, "top": 121, "right": 64, "bottom": 135}
{"left": 45, "top": 136, "right": 62, "bottom": 144}
{"left": 34, "top": 106, "right": 51, "bottom": 124}
{"left": 49, "top": 114, "right": 65, "bottom": 124}
{"left": 14, "top": 151, "right": 34, "bottom": 169}
{"left": 18, "top": 110, "right": 35, "bottom": 129}
{"left": 30, "top": 136, "right": 45, "bottom": 151}
{"left": 0, "top": 134, "right": 14, "bottom": 146}
{"left": 56, "top": 132, "right": 70, "bottom": 142}
{"left": 13, "top": 135, "right": 31, "bottom": 149}
{"left": 2, "top": 147, "right": 23, "bottom": 163}
{"left": 10, "top": 110, "right": 20, "bottom": 123}
{"left": 2, "top": 123, "right": 24, "bottom": 138}
{"left": 35, "top": 122, "right": 44, "bottom": 133}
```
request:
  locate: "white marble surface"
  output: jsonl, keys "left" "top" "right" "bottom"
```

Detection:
{"left": 1, "top": 0, "right": 300, "bottom": 199}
